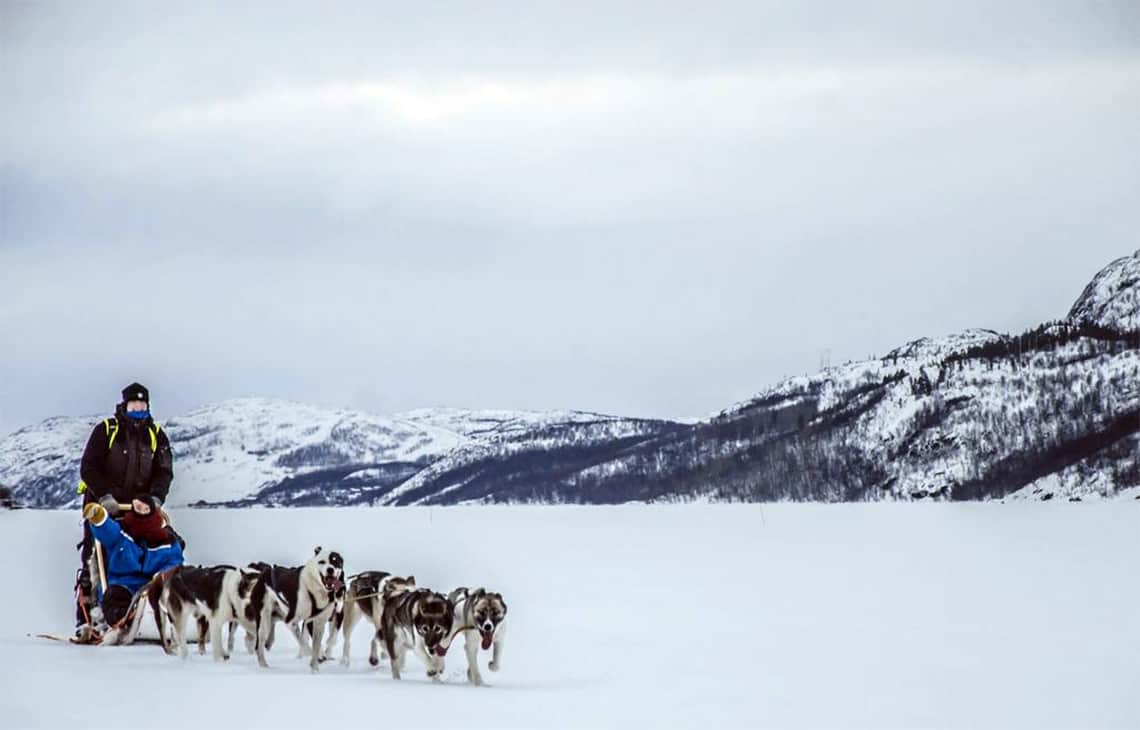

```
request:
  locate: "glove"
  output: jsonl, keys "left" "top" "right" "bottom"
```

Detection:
{"left": 83, "top": 502, "right": 107, "bottom": 525}
{"left": 99, "top": 494, "right": 121, "bottom": 516}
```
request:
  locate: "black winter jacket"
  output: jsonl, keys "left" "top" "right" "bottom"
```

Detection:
{"left": 79, "top": 406, "right": 174, "bottom": 505}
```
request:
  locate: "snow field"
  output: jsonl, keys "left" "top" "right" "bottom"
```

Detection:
{"left": 0, "top": 503, "right": 1136, "bottom": 729}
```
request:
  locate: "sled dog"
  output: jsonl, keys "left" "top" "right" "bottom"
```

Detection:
{"left": 336, "top": 571, "right": 417, "bottom": 667}
{"left": 139, "top": 565, "right": 228, "bottom": 659}
{"left": 448, "top": 587, "right": 508, "bottom": 686}
{"left": 247, "top": 547, "right": 345, "bottom": 671}
{"left": 135, "top": 565, "right": 283, "bottom": 667}
{"left": 380, "top": 588, "right": 455, "bottom": 681}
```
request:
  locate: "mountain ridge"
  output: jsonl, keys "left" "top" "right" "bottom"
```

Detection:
{"left": 3, "top": 251, "right": 1137, "bottom": 507}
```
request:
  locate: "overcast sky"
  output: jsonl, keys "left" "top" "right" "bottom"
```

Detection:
{"left": 1, "top": 1, "right": 1137, "bottom": 434}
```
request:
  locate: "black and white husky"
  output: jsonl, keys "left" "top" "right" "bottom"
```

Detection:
{"left": 135, "top": 564, "right": 283, "bottom": 667}
{"left": 141, "top": 565, "right": 224, "bottom": 659}
{"left": 380, "top": 588, "right": 456, "bottom": 681}
{"left": 336, "top": 571, "right": 417, "bottom": 668}
{"left": 247, "top": 547, "right": 345, "bottom": 672}
{"left": 448, "top": 587, "right": 508, "bottom": 686}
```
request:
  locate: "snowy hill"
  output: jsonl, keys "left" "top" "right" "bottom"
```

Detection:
{"left": 1067, "top": 249, "right": 1140, "bottom": 331}
{"left": 2, "top": 253, "right": 1137, "bottom": 507}
{"left": 0, "top": 398, "right": 468, "bottom": 508}
{"left": 352, "top": 254, "right": 1138, "bottom": 506}
{"left": 0, "top": 399, "right": 671, "bottom": 508}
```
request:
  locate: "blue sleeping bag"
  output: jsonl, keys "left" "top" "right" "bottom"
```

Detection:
{"left": 89, "top": 515, "right": 185, "bottom": 597}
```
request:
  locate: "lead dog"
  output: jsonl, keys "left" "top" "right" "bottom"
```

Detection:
{"left": 247, "top": 547, "right": 345, "bottom": 672}
{"left": 448, "top": 587, "right": 508, "bottom": 686}
{"left": 380, "top": 588, "right": 455, "bottom": 681}
{"left": 336, "top": 571, "right": 417, "bottom": 668}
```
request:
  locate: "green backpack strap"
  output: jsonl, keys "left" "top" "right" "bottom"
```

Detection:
{"left": 105, "top": 418, "right": 119, "bottom": 449}
{"left": 106, "top": 418, "right": 160, "bottom": 452}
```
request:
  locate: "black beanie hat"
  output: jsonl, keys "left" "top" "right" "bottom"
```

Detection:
{"left": 121, "top": 382, "right": 150, "bottom": 404}
{"left": 134, "top": 493, "right": 159, "bottom": 512}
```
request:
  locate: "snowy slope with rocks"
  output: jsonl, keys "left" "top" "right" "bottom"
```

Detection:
{"left": 1067, "top": 249, "right": 1140, "bottom": 331}
{"left": 352, "top": 253, "right": 1138, "bottom": 505}
{"left": 395, "top": 407, "right": 627, "bottom": 440}
{"left": 2, "top": 252, "right": 1137, "bottom": 507}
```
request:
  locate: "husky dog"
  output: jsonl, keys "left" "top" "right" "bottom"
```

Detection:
{"left": 336, "top": 571, "right": 417, "bottom": 668}
{"left": 218, "top": 567, "right": 287, "bottom": 667}
{"left": 303, "top": 579, "right": 346, "bottom": 662}
{"left": 140, "top": 565, "right": 231, "bottom": 659}
{"left": 448, "top": 587, "right": 508, "bottom": 686}
{"left": 134, "top": 565, "right": 283, "bottom": 667}
{"left": 247, "top": 547, "right": 345, "bottom": 672}
{"left": 380, "top": 588, "right": 455, "bottom": 682}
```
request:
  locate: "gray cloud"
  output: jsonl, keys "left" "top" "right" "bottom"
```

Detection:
{"left": 2, "top": 1, "right": 1137, "bottom": 434}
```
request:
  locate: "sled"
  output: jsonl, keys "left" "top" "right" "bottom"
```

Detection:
{"left": 31, "top": 632, "right": 166, "bottom": 646}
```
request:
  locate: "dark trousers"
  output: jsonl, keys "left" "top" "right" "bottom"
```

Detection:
{"left": 74, "top": 522, "right": 95, "bottom": 626}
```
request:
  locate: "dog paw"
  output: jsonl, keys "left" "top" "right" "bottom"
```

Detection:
{"left": 340, "top": 657, "right": 350, "bottom": 668}
{"left": 489, "top": 661, "right": 500, "bottom": 672}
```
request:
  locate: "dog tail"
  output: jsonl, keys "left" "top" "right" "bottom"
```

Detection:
{"left": 265, "top": 582, "right": 290, "bottom": 617}
{"left": 147, "top": 572, "right": 169, "bottom": 651}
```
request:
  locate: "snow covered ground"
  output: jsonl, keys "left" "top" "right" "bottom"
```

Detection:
{"left": 0, "top": 504, "right": 1136, "bottom": 729}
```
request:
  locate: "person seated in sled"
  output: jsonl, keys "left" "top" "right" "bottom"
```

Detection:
{"left": 81, "top": 494, "right": 184, "bottom": 633}
{"left": 74, "top": 382, "right": 175, "bottom": 641}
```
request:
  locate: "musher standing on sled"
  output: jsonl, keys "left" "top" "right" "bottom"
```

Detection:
{"left": 74, "top": 382, "right": 175, "bottom": 641}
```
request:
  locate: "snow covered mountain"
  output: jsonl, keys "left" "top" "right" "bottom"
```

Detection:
{"left": 355, "top": 252, "right": 1138, "bottom": 506}
{"left": 1067, "top": 250, "right": 1139, "bottom": 331}
{"left": 2, "top": 251, "right": 1137, "bottom": 507}
{"left": 0, "top": 398, "right": 466, "bottom": 508}
{"left": 0, "top": 398, "right": 671, "bottom": 508}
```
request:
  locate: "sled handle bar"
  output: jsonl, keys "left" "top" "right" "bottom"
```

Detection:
{"left": 116, "top": 503, "right": 174, "bottom": 524}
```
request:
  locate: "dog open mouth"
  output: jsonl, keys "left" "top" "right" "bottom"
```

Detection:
{"left": 480, "top": 630, "right": 494, "bottom": 650}
{"left": 323, "top": 575, "right": 343, "bottom": 592}
{"left": 432, "top": 643, "right": 448, "bottom": 657}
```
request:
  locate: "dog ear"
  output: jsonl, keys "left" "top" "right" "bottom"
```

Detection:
{"left": 313, "top": 546, "right": 322, "bottom": 556}
{"left": 407, "top": 575, "right": 416, "bottom": 585}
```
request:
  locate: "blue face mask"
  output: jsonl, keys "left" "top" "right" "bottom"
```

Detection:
{"left": 126, "top": 410, "right": 150, "bottom": 421}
